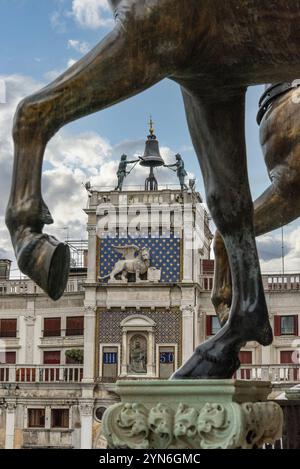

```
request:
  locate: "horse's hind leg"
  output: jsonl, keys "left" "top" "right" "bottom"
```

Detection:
{"left": 211, "top": 231, "right": 231, "bottom": 326}
{"left": 6, "top": 25, "right": 167, "bottom": 300}
{"left": 212, "top": 89, "right": 300, "bottom": 323}
{"left": 172, "top": 86, "right": 272, "bottom": 379}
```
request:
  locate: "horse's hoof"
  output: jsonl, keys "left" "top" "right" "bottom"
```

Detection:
{"left": 17, "top": 232, "right": 70, "bottom": 300}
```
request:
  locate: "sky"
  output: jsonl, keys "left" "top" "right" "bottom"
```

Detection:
{"left": 0, "top": 0, "right": 300, "bottom": 276}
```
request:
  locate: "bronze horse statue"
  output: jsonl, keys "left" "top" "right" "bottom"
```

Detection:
{"left": 6, "top": 0, "right": 300, "bottom": 379}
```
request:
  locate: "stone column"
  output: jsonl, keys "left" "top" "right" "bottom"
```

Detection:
{"left": 83, "top": 305, "right": 97, "bottom": 383}
{"left": 24, "top": 302, "right": 36, "bottom": 364}
{"left": 121, "top": 331, "right": 127, "bottom": 376}
{"left": 5, "top": 402, "right": 16, "bottom": 449}
{"left": 182, "top": 203, "right": 194, "bottom": 282}
{"left": 147, "top": 332, "right": 155, "bottom": 377}
{"left": 181, "top": 306, "right": 195, "bottom": 363}
{"left": 80, "top": 401, "right": 94, "bottom": 449}
{"left": 87, "top": 226, "right": 97, "bottom": 282}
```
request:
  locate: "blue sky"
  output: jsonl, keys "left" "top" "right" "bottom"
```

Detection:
{"left": 1, "top": 0, "right": 300, "bottom": 273}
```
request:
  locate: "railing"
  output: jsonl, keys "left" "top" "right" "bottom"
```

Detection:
{"left": 199, "top": 274, "right": 214, "bottom": 291}
{"left": 0, "top": 365, "right": 83, "bottom": 383}
{"left": 199, "top": 273, "right": 300, "bottom": 292}
{"left": 235, "top": 364, "right": 300, "bottom": 382}
{"left": 0, "top": 277, "right": 86, "bottom": 296}
{"left": 92, "top": 184, "right": 183, "bottom": 192}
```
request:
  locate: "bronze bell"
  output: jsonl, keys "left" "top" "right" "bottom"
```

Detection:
{"left": 139, "top": 120, "right": 165, "bottom": 168}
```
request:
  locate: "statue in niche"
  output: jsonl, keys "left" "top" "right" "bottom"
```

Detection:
{"left": 129, "top": 335, "right": 147, "bottom": 374}
{"left": 7, "top": 0, "right": 300, "bottom": 379}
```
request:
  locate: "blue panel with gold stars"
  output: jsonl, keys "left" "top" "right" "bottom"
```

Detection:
{"left": 99, "top": 236, "right": 181, "bottom": 283}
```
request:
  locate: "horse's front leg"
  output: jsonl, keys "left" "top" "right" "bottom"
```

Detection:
{"left": 171, "top": 86, "right": 273, "bottom": 379}
{"left": 6, "top": 23, "right": 169, "bottom": 300}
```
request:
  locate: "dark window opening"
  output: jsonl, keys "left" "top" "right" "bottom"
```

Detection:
{"left": 28, "top": 409, "right": 45, "bottom": 428}
{"left": 66, "top": 316, "right": 84, "bottom": 336}
{"left": 51, "top": 409, "right": 69, "bottom": 428}
{"left": 0, "top": 319, "right": 17, "bottom": 338}
{"left": 43, "top": 317, "right": 61, "bottom": 337}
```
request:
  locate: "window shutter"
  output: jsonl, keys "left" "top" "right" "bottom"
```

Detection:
{"left": 43, "top": 351, "right": 61, "bottom": 364}
{"left": 0, "top": 319, "right": 17, "bottom": 337}
{"left": 44, "top": 318, "right": 61, "bottom": 337}
{"left": 66, "top": 316, "right": 84, "bottom": 336}
{"left": 5, "top": 352, "right": 16, "bottom": 364}
{"left": 274, "top": 315, "right": 281, "bottom": 336}
{"left": 294, "top": 315, "right": 299, "bottom": 336}
{"left": 206, "top": 315, "right": 212, "bottom": 336}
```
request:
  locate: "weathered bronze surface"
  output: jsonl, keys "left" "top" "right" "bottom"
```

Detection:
{"left": 6, "top": 0, "right": 300, "bottom": 378}
{"left": 115, "top": 154, "right": 140, "bottom": 191}
{"left": 212, "top": 84, "right": 300, "bottom": 326}
{"left": 164, "top": 154, "right": 188, "bottom": 190}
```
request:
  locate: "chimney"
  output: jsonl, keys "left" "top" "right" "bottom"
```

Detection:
{"left": 0, "top": 259, "right": 12, "bottom": 280}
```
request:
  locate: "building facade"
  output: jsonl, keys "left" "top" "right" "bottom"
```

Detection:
{"left": 0, "top": 184, "right": 299, "bottom": 448}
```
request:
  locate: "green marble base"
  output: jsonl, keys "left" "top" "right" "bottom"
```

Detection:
{"left": 102, "top": 380, "right": 283, "bottom": 449}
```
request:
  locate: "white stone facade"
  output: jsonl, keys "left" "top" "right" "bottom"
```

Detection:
{"left": 0, "top": 187, "right": 299, "bottom": 448}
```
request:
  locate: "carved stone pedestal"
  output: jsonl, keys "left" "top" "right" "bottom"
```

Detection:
{"left": 102, "top": 380, "right": 283, "bottom": 449}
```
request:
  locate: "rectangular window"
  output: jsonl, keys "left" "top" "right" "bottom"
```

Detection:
{"left": 281, "top": 316, "right": 298, "bottom": 335}
{"left": 28, "top": 409, "right": 45, "bottom": 428}
{"left": 0, "top": 351, "right": 16, "bottom": 364}
{"left": 43, "top": 317, "right": 61, "bottom": 337}
{"left": 102, "top": 347, "right": 118, "bottom": 381}
{"left": 43, "top": 351, "right": 61, "bottom": 364}
{"left": 238, "top": 351, "right": 253, "bottom": 379}
{"left": 212, "top": 316, "right": 221, "bottom": 335}
{"left": 206, "top": 316, "right": 221, "bottom": 336}
{"left": 0, "top": 319, "right": 17, "bottom": 338}
{"left": 51, "top": 409, "right": 69, "bottom": 429}
{"left": 66, "top": 316, "right": 84, "bottom": 336}
{"left": 159, "top": 346, "right": 176, "bottom": 379}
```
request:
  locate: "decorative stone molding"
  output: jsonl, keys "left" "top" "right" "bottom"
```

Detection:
{"left": 102, "top": 380, "right": 283, "bottom": 450}
{"left": 5, "top": 401, "right": 17, "bottom": 413}
{"left": 87, "top": 225, "right": 97, "bottom": 235}
{"left": 24, "top": 310, "right": 36, "bottom": 325}
{"left": 84, "top": 305, "right": 97, "bottom": 315}
{"left": 180, "top": 305, "right": 195, "bottom": 317}
{"left": 79, "top": 401, "right": 94, "bottom": 417}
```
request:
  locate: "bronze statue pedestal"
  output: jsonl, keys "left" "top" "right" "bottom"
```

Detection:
{"left": 102, "top": 379, "right": 283, "bottom": 449}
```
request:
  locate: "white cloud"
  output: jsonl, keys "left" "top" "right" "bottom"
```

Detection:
{"left": 68, "top": 39, "right": 90, "bottom": 54}
{"left": 0, "top": 74, "right": 181, "bottom": 268}
{"left": 50, "top": 10, "right": 67, "bottom": 33}
{"left": 258, "top": 226, "right": 300, "bottom": 273}
{"left": 67, "top": 58, "right": 78, "bottom": 68}
{"left": 44, "top": 58, "right": 78, "bottom": 82}
{"left": 71, "top": 0, "right": 113, "bottom": 29}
